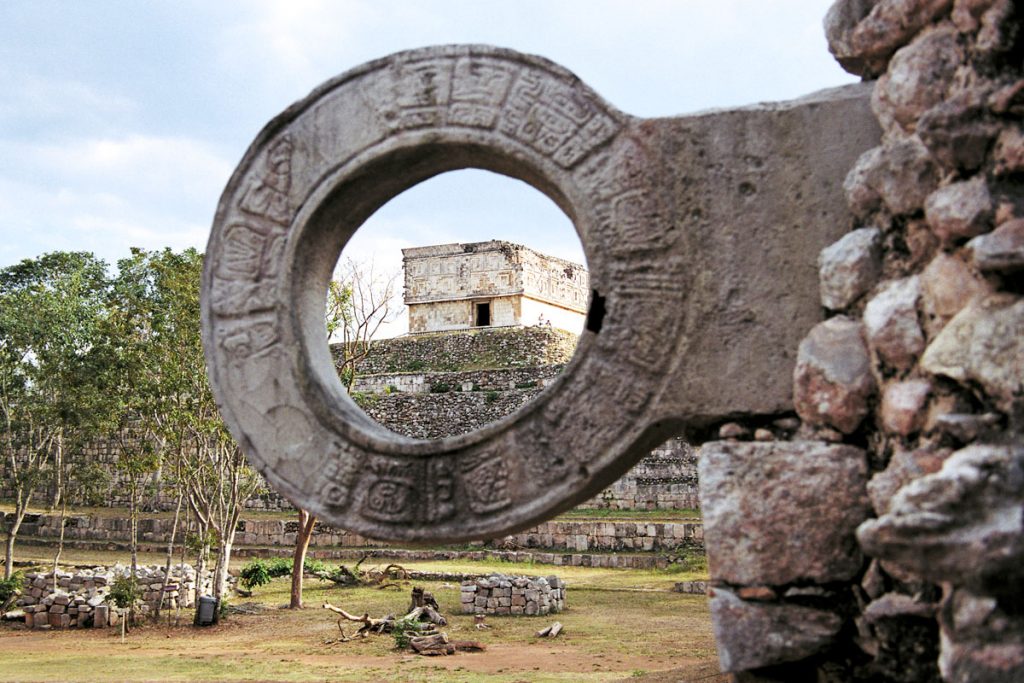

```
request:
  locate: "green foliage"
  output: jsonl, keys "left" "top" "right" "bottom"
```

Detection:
{"left": 484, "top": 391, "right": 499, "bottom": 403}
{"left": 265, "top": 557, "right": 294, "bottom": 578}
{"left": 384, "top": 385, "right": 398, "bottom": 394}
{"left": 73, "top": 461, "right": 114, "bottom": 506}
{"left": 0, "top": 572, "right": 23, "bottom": 606}
{"left": 304, "top": 558, "right": 328, "bottom": 575}
{"left": 429, "top": 382, "right": 451, "bottom": 394}
{"left": 390, "top": 615, "right": 422, "bottom": 649}
{"left": 405, "top": 359, "right": 426, "bottom": 371}
{"left": 239, "top": 560, "right": 272, "bottom": 591}
{"left": 349, "top": 391, "right": 377, "bottom": 408}
{"left": 514, "top": 380, "right": 537, "bottom": 389}
{"left": 107, "top": 575, "right": 141, "bottom": 609}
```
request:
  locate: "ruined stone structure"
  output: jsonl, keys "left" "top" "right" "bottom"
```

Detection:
{"left": 460, "top": 574, "right": 566, "bottom": 616}
{"left": 697, "top": 3, "right": 1023, "bottom": 680}
{"left": 202, "top": 6, "right": 1022, "bottom": 679}
{"left": 403, "top": 241, "right": 588, "bottom": 334}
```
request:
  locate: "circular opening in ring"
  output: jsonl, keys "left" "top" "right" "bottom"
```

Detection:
{"left": 289, "top": 138, "right": 596, "bottom": 454}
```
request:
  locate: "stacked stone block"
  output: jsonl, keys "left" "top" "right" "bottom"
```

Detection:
{"left": 15, "top": 564, "right": 218, "bottom": 629}
{"left": 701, "top": 1, "right": 1023, "bottom": 680}
{"left": 460, "top": 574, "right": 566, "bottom": 616}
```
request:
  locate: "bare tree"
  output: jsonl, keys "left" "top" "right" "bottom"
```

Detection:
{"left": 328, "top": 257, "right": 403, "bottom": 392}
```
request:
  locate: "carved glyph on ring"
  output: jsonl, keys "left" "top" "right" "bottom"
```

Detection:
{"left": 460, "top": 451, "right": 512, "bottom": 514}
{"left": 238, "top": 135, "right": 294, "bottom": 225}
{"left": 320, "top": 443, "right": 361, "bottom": 510}
{"left": 362, "top": 457, "right": 419, "bottom": 523}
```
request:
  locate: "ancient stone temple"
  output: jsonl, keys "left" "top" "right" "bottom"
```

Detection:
{"left": 402, "top": 241, "right": 588, "bottom": 334}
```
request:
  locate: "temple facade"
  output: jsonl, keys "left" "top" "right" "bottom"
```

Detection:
{"left": 402, "top": 241, "right": 589, "bottom": 334}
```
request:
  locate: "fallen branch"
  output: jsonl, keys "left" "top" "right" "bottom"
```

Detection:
{"left": 536, "top": 621, "right": 563, "bottom": 638}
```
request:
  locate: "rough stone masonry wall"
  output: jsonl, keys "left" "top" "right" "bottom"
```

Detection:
{"left": 460, "top": 573, "right": 566, "bottom": 616}
{"left": 15, "top": 564, "right": 218, "bottom": 630}
{"left": 337, "top": 326, "right": 578, "bottom": 374}
{"left": 699, "top": 2, "right": 1022, "bottom": 681}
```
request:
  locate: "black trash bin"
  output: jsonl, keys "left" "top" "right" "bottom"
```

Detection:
{"left": 195, "top": 595, "right": 219, "bottom": 626}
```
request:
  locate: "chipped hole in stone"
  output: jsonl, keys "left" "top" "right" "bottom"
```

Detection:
{"left": 326, "top": 168, "right": 589, "bottom": 442}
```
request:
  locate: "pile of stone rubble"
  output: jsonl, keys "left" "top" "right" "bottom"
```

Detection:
{"left": 460, "top": 573, "right": 566, "bottom": 616}
{"left": 14, "top": 564, "right": 219, "bottom": 629}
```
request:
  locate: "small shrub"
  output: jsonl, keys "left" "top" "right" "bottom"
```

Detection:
{"left": 514, "top": 380, "right": 537, "bottom": 389}
{"left": 385, "top": 384, "right": 399, "bottom": 394}
{"left": 265, "top": 557, "right": 293, "bottom": 578}
{"left": 391, "top": 615, "right": 421, "bottom": 649}
{"left": 107, "top": 575, "right": 141, "bottom": 609}
{"left": 485, "top": 391, "right": 499, "bottom": 403}
{"left": 239, "top": 559, "right": 272, "bottom": 591}
{"left": 305, "top": 558, "right": 328, "bottom": 575}
{"left": 429, "top": 382, "right": 451, "bottom": 394}
{"left": 406, "top": 359, "right": 426, "bottom": 371}
{"left": 0, "top": 572, "right": 23, "bottom": 607}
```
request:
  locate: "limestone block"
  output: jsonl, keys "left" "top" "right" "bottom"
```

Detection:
{"left": 824, "top": 0, "right": 880, "bottom": 76}
{"left": 920, "top": 252, "right": 989, "bottom": 337}
{"left": 699, "top": 441, "right": 870, "bottom": 586}
{"left": 925, "top": 177, "right": 993, "bottom": 244}
{"left": 868, "top": 446, "right": 950, "bottom": 515}
{"left": 993, "top": 124, "right": 1024, "bottom": 176}
{"left": 793, "top": 316, "right": 876, "bottom": 434}
{"left": 864, "top": 276, "right": 925, "bottom": 370}
{"left": 845, "top": 134, "right": 939, "bottom": 218}
{"left": 858, "top": 444, "right": 1024, "bottom": 592}
{"left": 819, "top": 227, "right": 884, "bottom": 310}
{"left": 967, "top": 218, "right": 1024, "bottom": 272}
{"left": 880, "top": 379, "right": 932, "bottom": 435}
{"left": 920, "top": 294, "right": 1024, "bottom": 412}
{"left": 710, "top": 587, "right": 843, "bottom": 673}
{"left": 871, "top": 25, "right": 961, "bottom": 132}
{"left": 939, "top": 588, "right": 1024, "bottom": 683}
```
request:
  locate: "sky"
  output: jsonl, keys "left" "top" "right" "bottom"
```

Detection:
{"left": 0, "top": 0, "right": 856, "bottom": 335}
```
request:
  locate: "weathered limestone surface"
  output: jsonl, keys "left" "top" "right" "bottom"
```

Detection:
{"left": 920, "top": 295, "right": 1024, "bottom": 413}
{"left": 818, "top": 226, "right": 883, "bottom": 310}
{"left": 858, "top": 445, "right": 1024, "bottom": 593}
{"left": 710, "top": 587, "right": 844, "bottom": 672}
{"left": 201, "top": 45, "right": 879, "bottom": 543}
{"left": 863, "top": 276, "right": 925, "bottom": 371}
{"left": 793, "top": 316, "right": 876, "bottom": 434}
{"left": 699, "top": 441, "right": 870, "bottom": 586}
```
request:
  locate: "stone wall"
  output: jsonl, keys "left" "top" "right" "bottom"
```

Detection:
{"left": 460, "top": 574, "right": 566, "bottom": 616}
{"left": 700, "top": 2, "right": 1023, "bottom": 680}
{"left": 336, "top": 326, "right": 578, "bottom": 374}
{"left": 4, "top": 511, "right": 703, "bottom": 555}
{"left": 15, "top": 564, "right": 218, "bottom": 629}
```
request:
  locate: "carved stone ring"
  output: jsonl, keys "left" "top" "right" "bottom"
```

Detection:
{"left": 202, "top": 45, "right": 878, "bottom": 542}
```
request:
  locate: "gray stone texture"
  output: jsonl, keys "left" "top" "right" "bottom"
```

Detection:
{"left": 867, "top": 445, "right": 950, "bottom": 515}
{"left": 920, "top": 294, "right": 1024, "bottom": 412}
{"left": 864, "top": 276, "right": 925, "bottom": 371}
{"left": 201, "top": 45, "right": 879, "bottom": 543}
{"left": 818, "top": 227, "right": 883, "bottom": 310}
{"left": 880, "top": 379, "right": 932, "bottom": 436}
{"left": 844, "top": 134, "right": 940, "bottom": 218}
{"left": 920, "top": 251, "right": 989, "bottom": 337}
{"left": 967, "top": 218, "right": 1024, "bottom": 272}
{"left": 793, "top": 316, "right": 876, "bottom": 434}
{"left": 924, "top": 176, "right": 993, "bottom": 244}
{"left": 939, "top": 587, "right": 1024, "bottom": 683}
{"left": 699, "top": 441, "right": 870, "bottom": 586}
{"left": 858, "top": 444, "right": 1024, "bottom": 592}
{"left": 871, "top": 25, "right": 962, "bottom": 132}
{"left": 710, "top": 587, "right": 844, "bottom": 672}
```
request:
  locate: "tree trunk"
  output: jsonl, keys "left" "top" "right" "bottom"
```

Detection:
{"left": 3, "top": 495, "right": 27, "bottom": 581}
{"left": 155, "top": 492, "right": 183, "bottom": 620}
{"left": 51, "top": 494, "right": 67, "bottom": 592}
{"left": 214, "top": 537, "right": 232, "bottom": 601}
{"left": 289, "top": 509, "right": 317, "bottom": 609}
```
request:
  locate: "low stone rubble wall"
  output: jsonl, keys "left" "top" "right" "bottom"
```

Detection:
{"left": 5, "top": 512, "right": 703, "bottom": 554}
{"left": 15, "top": 564, "right": 217, "bottom": 629}
{"left": 460, "top": 574, "right": 566, "bottom": 616}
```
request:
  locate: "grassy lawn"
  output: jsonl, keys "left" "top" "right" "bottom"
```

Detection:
{"left": 0, "top": 549, "right": 717, "bottom": 682}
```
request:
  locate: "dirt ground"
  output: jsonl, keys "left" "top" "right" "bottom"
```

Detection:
{"left": 0, "top": 557, "right": 723, "bottom": 683}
